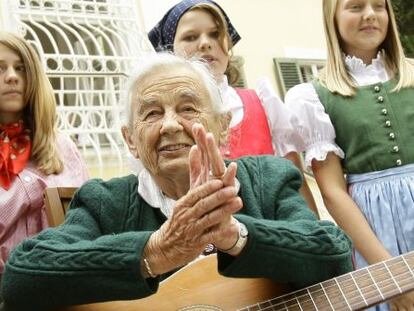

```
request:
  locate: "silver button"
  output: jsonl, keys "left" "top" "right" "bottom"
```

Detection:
{"left": 10, "top": 154, "right": 17, "bottom": 160}
{"left": 385, "top": 120, "right": 391, "bottom": 127}
{"left": 381, "top": 108, "right": 388, "bottom": 115}
{"left": 396, "top": 159, "right": 402, "bottom": 166}
{"left": 374, "top": 86, "right": 380, "bottom": 92}
{"left": 23, "top": 176, "right": 32, "bottom": 182}
{"left": 389, "top": 132, "right": 395, "bottom": 139}
{"left": 392, "top": 146, "right": 399, "bottom": 153}
{"left": 377, "top": 96, "right": 384, "bottom": 103}
{"left": 224, "top": 151, "right": 231, "bottom": 156}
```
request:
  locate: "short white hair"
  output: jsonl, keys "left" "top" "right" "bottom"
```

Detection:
{"left": 123, "top": 52, "right": 227, "bottom": 128}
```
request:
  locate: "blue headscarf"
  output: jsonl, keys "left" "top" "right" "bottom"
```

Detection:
{"left": 148, "top": 0, "right": 241, "bottom": 52}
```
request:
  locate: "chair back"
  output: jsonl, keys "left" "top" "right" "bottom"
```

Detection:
{"left": 44, "top": 187, "right": 77, "bottom": 227}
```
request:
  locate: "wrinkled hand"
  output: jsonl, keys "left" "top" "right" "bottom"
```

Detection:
{"left": 189, "top": 123, "right": 241, "bottom": 251}
{"left": 144, "top": 124, "right": 243, "bottom": 275}
{"left": 389, "top": 291, "right": 414, "bottom": 311}
{"left": 189, "top": 123, "right": 235, "bottom": 188}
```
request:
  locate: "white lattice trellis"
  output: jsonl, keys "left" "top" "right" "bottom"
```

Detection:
{"left": 1, "top": 0, "right": 153, "bottom": 177}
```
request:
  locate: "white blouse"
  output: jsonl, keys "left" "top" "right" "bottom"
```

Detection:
{"left": 285, "top": 53, "right": 390, "bottom": 168}
{"left": 220, "top": 76, "right": 299, "bottom": 156}
{"left": 138, "top": 168, "right": 177, "bottom": 218}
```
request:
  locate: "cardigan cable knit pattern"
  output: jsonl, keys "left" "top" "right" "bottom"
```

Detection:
{"left": 2, "top": 156, "right": 353, "bottom": 311}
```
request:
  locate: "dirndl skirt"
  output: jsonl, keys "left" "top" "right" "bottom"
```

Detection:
{"left": 347, "top": 164, "right": 414, "bottom": 311}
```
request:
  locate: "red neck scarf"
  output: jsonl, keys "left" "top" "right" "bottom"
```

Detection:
{"left": 0, "top": 120, "right": 32, "bottom": 190}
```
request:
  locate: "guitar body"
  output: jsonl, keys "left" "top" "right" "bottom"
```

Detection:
{"left": 60, "top": 250, "right": 414, "bottom": 311}
{"left": 63, "top": 255, "right": 290, "bottom": 311}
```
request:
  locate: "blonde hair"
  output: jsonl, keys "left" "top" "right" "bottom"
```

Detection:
{"left": 0, "top": 32, "right": 63, "bottom": 174}
{"left": 320, "top": 0, "right": 414, "bottom": 96}
{"left": 189, "top": 3, "right": 240, "bottom": 85}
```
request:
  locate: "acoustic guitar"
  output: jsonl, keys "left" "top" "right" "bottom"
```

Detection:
{"left": 63, "top": 251, "right": 414, "bottom": 311}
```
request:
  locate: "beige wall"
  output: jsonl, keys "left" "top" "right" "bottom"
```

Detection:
{"left": 136, "top": 0, "right": 327, "bottom": 96}
{"left": 215, "top": 0, "right": 326, "bottom": 95}
{"left": 0, "top": 1, "right": 327, "bottom": 97}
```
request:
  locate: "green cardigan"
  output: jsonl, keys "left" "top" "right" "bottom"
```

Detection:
{"left": 2, "top": 156, "right": 353, "bottom": 311}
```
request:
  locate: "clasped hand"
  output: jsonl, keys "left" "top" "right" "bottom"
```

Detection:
{"left": 145, "top": 123, "right": 243, "bottom": 275}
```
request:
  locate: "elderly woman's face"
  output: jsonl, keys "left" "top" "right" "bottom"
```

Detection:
{"left": 128, "top": 65, "right": 223, "bottom": 177}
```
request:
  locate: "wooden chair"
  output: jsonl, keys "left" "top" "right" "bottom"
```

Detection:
{"left": 44, "top": 187, "right": 77, "bottom": 227}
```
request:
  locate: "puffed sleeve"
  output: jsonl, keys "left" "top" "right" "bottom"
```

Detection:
{"left": 284, "top": 83, "right": 344, "bottom": 168}
{"left": 256, "top": 78, "right": 305, "bottom": 156}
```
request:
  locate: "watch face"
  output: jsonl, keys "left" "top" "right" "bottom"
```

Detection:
{"left": 239, "top": 223, "right": 248, "bottom": 238}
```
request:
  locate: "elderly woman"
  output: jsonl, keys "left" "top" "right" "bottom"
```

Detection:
{"left": 148, "top": 0, "right": 320, "bottom": 217}
{"left": 1, "top": 53, "right": 353, "bottom": 311}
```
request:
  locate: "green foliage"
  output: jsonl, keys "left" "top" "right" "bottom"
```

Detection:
{"left": 392, "top": 0, "right": 414, "bottom": 57}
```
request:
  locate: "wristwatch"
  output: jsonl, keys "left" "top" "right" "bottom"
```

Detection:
{"left": 226, "top": 220, "right": 249, "bottom": 256}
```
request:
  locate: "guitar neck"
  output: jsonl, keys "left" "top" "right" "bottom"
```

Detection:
{"left": 240, "top": 251, "right": 414, "bottom": 311}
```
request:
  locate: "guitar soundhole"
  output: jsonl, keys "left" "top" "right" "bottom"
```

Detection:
{"left": 178, "top": 304, "right": 222, "bottom": 311}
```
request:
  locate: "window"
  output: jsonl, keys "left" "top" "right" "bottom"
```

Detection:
{"left": 273, "top": 58, "right": 325, "bottom": 98}
{"left": 2, "top": 0, "right": 152, "bottom": 177}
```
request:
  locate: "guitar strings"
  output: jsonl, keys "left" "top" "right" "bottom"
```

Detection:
{"left": 240, "top": 259, "right": 414, "bottom": 311}
{"left": 253, "top": 270, "right": 413, "bottom": 311}
{"left": 286, "top": 270, "right": 412, "bottom": 310}
{"left": 246, "top": 270, "right": 413, "bottom": 311}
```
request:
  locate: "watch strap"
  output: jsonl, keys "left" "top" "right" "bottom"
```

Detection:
{"left": 220, "top": 219, "right": 248, "bottom": 256}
